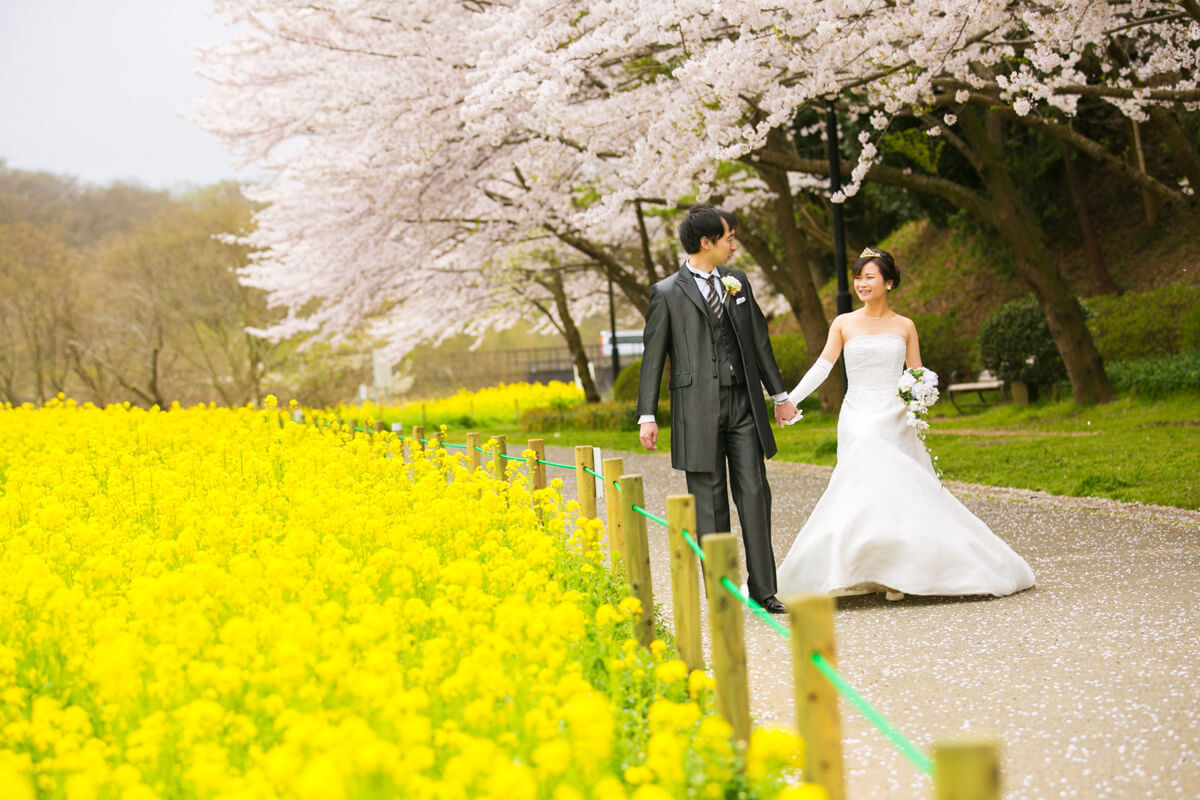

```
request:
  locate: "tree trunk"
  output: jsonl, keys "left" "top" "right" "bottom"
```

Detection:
{"left": 963, "top": 109, "right": 1115, "bottom": 405}
{"left": 1062, "top": 150, "right": 1119, "bottom": 295}
{"left": 747, "top": 163, "right": 843, "bottom": 411}
{"left": 1129, "top": 119, "right": 1159, "bottom": 226}
{"left": 554, "top": 230, "right": 650, "bottom": 314}
{"left": 546, "top": 272, "right": 601, "bottom": 403}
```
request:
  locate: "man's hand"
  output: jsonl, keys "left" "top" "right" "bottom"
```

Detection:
{"left": 639, "top": 421, "right": 659, "bottom": 451}
{"left": 774, "top": 400, "right": 799, "bottom": 427}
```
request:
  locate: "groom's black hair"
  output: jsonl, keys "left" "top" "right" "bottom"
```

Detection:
{"left": 679, "top": 205, "right": 736, "bottom": 254}
{"left": 852, "top": 247, "right": 901, "bottom": 290}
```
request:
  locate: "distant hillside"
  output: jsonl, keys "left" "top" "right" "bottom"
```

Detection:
{"left": 771, "top": 204, "right": 1197, "bottom": 345}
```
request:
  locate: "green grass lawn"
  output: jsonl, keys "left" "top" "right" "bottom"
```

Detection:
{"left": 432, "top": 393, "right": 1200, "bottom": 511}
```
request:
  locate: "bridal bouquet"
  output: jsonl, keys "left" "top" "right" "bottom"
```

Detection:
{"left": 897, "top": 367, "right": 939, "bottom": 435}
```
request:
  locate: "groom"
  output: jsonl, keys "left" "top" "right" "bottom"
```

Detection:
{"left": 636, "top": 205, "right": 797, "bottom": 614}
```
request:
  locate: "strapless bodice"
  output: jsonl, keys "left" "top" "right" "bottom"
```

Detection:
{"left": 844, "top": 334, "right": 907, "bottom": 406}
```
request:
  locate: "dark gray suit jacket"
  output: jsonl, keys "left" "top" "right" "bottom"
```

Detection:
{"left": 636, "top": 265, "right": 787, "bottom": 473}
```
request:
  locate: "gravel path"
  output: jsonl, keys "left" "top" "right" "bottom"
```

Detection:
{"left": 540, "top": 442, "right": 1200, "bottom": 800}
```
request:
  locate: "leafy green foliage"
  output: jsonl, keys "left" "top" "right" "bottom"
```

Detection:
{"left": 1085, "top": 284, "right": 1200, "bottom": 362}
{"left": 979, "top": 298, "right": 1067, "bottom": 385}
{"left": 1105, "top": 351, "right": 1200, "bottom": 398}
{"left": 520, "top": 400, "right": 643, "bottom": 432}
{"left": 612, "top": 358, "right": 668, "bottom": 404}
{"left": 768, "top": 333, "right": 810, "bottom": 388}
{"left": 880, "top": 127, "right": 945, "bottom": 175}
{"left": 910, "top": 314, "right": 977, "bottom": 383}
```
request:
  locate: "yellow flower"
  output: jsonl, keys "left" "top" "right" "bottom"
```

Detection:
{"left": 746, "top": 726, "right": 806, "bottom": 781}
{"left": 0, "top": 762, "right": 33, "bottom": 800}
{"left": 778, "top": 785, "right": 831, "bottom": 800}
{"left": 623, "top": 765, "right": 654, "bottom": 784}
{"left": 594, "top": 603, "right": 620, "bottom": 627}
{"left": 632, "top": 787, "right": 674, "bottom": 800}
{"left": 0, "top": 394, "right": 793, "bottom": 800}
{"left": 688, "top": 669, "right": 715, "bottom": 699}
{"left": 531, "top": 738, "right": 571, "bottom": 778}
{"left": 655, "top": 659, "right": 689, "bottom": 685}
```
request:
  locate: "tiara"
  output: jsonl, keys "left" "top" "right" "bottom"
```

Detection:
{"left": 859, "top": 246, "right": 884, "bottom": 259}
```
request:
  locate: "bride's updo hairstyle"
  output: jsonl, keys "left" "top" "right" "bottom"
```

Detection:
{"left": 852, "top": 246, "right": 901, "bottom": 291}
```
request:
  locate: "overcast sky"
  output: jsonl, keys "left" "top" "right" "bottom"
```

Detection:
{"left": 0, "top": 0, "right": 247, "bottom": 189}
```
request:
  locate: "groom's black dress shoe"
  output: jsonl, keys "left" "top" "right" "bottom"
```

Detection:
{"left": 758, "top": 596, "right": 787, "bottom": 615}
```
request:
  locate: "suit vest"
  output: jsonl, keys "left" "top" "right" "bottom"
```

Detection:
{"left": 710, "top": 301, "right": 746, "bottom": 386}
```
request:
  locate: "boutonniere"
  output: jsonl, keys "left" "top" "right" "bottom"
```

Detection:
{"left": 720, "top": 275, "right": 741, "bottom": 296}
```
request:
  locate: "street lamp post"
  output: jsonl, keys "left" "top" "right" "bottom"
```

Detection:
{"left": 826, "top": 106, "right": 851, "bottom": 395}
{"left": 608, "top": 274, "right": 621, "bottom": 389}
{"left": 826, "top": 106, "right": 851, "bottom": 317}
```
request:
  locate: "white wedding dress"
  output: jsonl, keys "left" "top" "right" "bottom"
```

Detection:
{"left": 776, "top": 335, "right": 1035, "bottom": 598}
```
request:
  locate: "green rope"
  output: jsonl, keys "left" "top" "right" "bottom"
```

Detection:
{"left": 498, "top": 453, "right": 524, "bottom": 461}
{"left": 810, "top": 652, "right": 934, "bottom": 775}
{"left": 538, "top": 458, "right": 575, "bottom": 470}
{"left": 717, "top": 576, "right": 791, "bottom": 638}
{"left": 631, "top": 504, "right": 667, "bottom": 527}
{"left": 583, "top": 466, "right": 603, "bottom": 480}
{"left": 681, "top": 529, "right": 705, "bottom": 560}
{"left": 442, "top": 443, "right": 467, "bottom": 450}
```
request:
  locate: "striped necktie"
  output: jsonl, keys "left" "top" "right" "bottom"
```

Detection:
{"left": 704, "top": 274, "right": 724, "bottom": 321}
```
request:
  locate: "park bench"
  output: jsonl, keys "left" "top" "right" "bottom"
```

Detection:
{"left": 946, "top": 370, "right": 1006, "bottom": 411}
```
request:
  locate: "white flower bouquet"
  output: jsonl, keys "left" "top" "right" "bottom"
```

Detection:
{"left": 897, "top": 367, "right": 939, "bottom": 435}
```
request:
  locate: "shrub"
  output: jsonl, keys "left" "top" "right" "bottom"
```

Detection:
{"left": 1085, "top": 284, "right": 1200, "bottom": 362}
{"left": 769, "top": 333, "right": 810, "bottom": 387}
{"left": 910, "top": 313, "right": 977, "bottom": 384}
{"left": 521, "top": 400, "right": 644, "bottom": 432}
{"left": 613, "top": 359, "right": 669, "bottom": 404}
{"left": 1105, "top": 351, "right": 1200, "bottom": 399}
{"left": 979, "top": 297, "right": 1068, "bottom": 385}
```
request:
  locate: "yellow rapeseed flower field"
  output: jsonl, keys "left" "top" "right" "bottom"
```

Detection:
{"left": 0, "top": 396, "right": 824, "bottom": 800}
{"left": 344, "top": 381, "right": 585, "bottom": 430}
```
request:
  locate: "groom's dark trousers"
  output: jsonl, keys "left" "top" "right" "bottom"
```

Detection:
{"left": 637, "top": 264, "right": 787, "bottom": 603}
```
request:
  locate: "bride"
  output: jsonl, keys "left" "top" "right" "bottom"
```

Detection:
{"left": 777, "top": 247, "right": 1034, "bottom": 600}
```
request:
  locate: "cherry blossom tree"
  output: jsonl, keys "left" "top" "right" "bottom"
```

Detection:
{"left": 463, "top": 0, "right": 1199, "bottom": 404}
{"left": 198, "top": 0, "right": 1198, "bottom": 406}
{"left": 195, "top": 1, "right": 671, "bottom": 399}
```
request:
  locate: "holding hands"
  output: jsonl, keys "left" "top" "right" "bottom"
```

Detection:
{"left": 775, "top": 400, "right": 801, "bottom": 427}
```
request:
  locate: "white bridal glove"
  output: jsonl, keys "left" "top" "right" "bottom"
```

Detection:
{"left": 782, "top": 358, "right": 835, "bottom": 426}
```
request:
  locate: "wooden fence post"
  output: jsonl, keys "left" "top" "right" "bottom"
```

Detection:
{"left": 786, "top": 593, "right": 846, "bottom": 800}
{"left": 433, "top": 429, "right": 445, "bottom": 449}
{"left": 617, "top": 474, "right": 655, "bottom": 647}
{"left": 574, "top": 445, "right": 597, "bottom": 519}
{"left": 702, "top": 532, "right": 751, "bottom": 746}
{"left": 374, "top": 420, "right": 386, "bottom": 433}
{"left": 934, "top": 740, "right": 1001, "bottom": 800}
{"left": 412, "top": 425, "right": 425, "bottom": 453}
{"left": 492, "top": 434, "right": 508, "bottom": 481}
{"left": 602, "top": 457, "right": 625, "bottom": 569}
{"left": 528, "top": 438, "right": 547, "bottom": 492}
{"left": 666, "top": 494, "right": 703, "bottom": 672}
{"left": 466, "top": 432, "right": 481, "bottom": 472}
